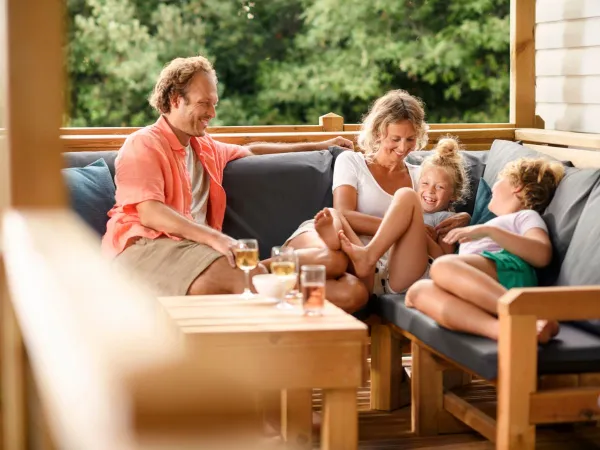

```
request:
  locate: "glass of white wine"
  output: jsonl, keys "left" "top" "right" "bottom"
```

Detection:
{"left": 271, "top": 246, "right": 297, "bottom": 310}
{"left": 232, "top": 239, "right": 259, "bottom": 299}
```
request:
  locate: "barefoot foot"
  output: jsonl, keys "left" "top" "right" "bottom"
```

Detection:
{"left": 338, "top": 231, "right": 376, "bottom": 278}
{"left": 537, "top": 320, "right": 560, "bottom": 344}
{"left": 314, "top": 208, "right": 341, "bottom": 250}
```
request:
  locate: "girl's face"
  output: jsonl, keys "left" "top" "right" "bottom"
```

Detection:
{"left": 378, "top": 120, "right": 417, "bottom": 161}
{"left": 489, "top": 176, "right": 522, "bottom": 215}
{"left": 418, "top": 166, "right": 455, "bottom": 213}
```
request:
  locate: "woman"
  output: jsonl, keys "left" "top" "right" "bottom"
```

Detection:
{"left": 282, "top": 90, "right": 469, "bottom": 311}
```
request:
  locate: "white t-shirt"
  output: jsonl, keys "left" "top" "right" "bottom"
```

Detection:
{"left": 459, "top": 210, "right": 548, "bottom": 256}
{"left": 332, "top": 151, "right": 420, "bottom": 245}
{"left": 185, "top": 145, "right": 210, "bottom": 224}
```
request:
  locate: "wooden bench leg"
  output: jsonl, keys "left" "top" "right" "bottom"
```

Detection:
{"left": 321, "top": 388, "right": 357, "bottom": 450}
{"left": 497, "top": 314, "right": 537, "bottom": 450}
{"left": 411, "top": 343, "right": 468, "bottom": 436}
{"left": 370, "top": 324, "right": 408, "bottom": 411}
{"left": 281, "top": 389, "right": 312, "bottom": 449}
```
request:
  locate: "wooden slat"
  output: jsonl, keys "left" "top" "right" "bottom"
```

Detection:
{"left": 535, "top": 103, "right": 600, "bottom": 134}
{"left": 516, "top": 128, "right": 600, "bottom": 149}
{"left": 59, "top": 124, "right": 325, "bottom": 135}
{"left": 443, "top": 393, "right": 496, "bottom": 442}
{"left": 499, "top": 286, "right": 600, "bottom": 320}
{"left": 6, "top": 0, "right": 66, "bottom": 208}
{"left": 343, "top": 123, "right": 515, "bottom": 131}
{"left": 496, "top": 314, "right": 537, "bottom": 449}
{"left": 536, "top": 76, "right": 600, "bottom": 104}
{"left": 536, "top": 0, "right": 600, "bottom": 23}
{"left": 536, "top": 17, "right": 600, "bottom": 49}
{"left": 510, "top": 0, "right": 536, "bottom": 127}
{"left": 537, "top": 47, "right": 600, "bottom": 76}
{"left": 524, "top": 144, "right": 600, "bottom": 168}
{"left": 530, "top": 387, "right": 600, "bottom": 424}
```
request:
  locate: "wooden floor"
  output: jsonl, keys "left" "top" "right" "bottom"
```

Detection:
{"left": 310, "top": 374, "right": 600, "bottom": 449}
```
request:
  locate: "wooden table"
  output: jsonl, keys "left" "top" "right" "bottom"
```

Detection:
{"left": 158, "top": 294, "right": 368, "bottom": 450}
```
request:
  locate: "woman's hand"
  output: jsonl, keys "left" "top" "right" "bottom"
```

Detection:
{"left": 443, "top": 225, "right": 491, "bottom": 244}
{"left": 435, "top": 212, "right": 471, "bottom": 238}
{"left": 424, "top": 224, "right": 438, "bottom": 241}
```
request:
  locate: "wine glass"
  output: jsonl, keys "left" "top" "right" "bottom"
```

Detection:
{"left": 232, "top": 239, "right": 259, "bottom": 299}
{"left": 270, "top": 246, "right": 297, "bottom": 310}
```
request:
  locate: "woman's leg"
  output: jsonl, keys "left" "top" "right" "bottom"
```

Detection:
{"left": 314, "top": 208, "right": 363, "bottom": 250}
{"left": 325, "top": 273, "right": 370, "bottom": 313}
{"left": 339, "top": 188, "right": 429, "bottom": 292}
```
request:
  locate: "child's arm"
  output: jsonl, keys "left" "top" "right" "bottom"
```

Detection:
{"left": 444, "top": 225, "right": 552, "bottom": 268}
{"left": 425, "top": 226, "right": 456, "bottom": 258}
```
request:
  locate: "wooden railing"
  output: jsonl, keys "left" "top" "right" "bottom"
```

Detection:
{"left": 60, "top": 114, "right": 517, "bottom": 153}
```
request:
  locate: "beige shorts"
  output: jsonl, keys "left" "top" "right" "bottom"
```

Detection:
{"left": 283, "top": 219, "right": 316, "bottom": 247}
{"left": 115, "top": 237, "right": 222, "bottom": 296}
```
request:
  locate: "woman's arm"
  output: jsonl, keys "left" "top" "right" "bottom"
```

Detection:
{"left": 333, "top": 185, "right": 382, "bottom": 236}
{"left": 443, "top": 225, "right": 552, "bottom": 268}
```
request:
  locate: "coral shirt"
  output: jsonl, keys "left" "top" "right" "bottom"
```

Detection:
{"left": 102, "top": 115, "right": 251, "bottom": 257}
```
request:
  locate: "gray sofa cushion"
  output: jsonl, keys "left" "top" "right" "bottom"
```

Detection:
{"left": 64, "top": 151, "right": 118, "bottom": 178}
{"left": 222, "top": 148, "right": 345, "bottom": 258}
{"left": 375, "top": 294, "right": 600, "bottom": 380}
{"left": 538, "top": 167, "right": 600, "bottom": 285}
{"left": 482, "top": 140, "right": 543, "bottom": 186}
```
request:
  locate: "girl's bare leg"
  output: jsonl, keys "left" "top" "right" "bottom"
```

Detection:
{"left": 314, "top": 208, "right": 363, "bottom": 250}
{"left": 339, "top": 188, "right": 428, "bottom": 292}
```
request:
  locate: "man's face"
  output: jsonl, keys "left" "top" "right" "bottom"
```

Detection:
{"left": 169, "top": 72, "right": 218, "bottom": 137}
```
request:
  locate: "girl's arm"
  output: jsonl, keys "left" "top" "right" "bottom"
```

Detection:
{"left": 425, "top": 226, "right": 455, "bottom": 258}
{"left": 444, "top": 225, "right": 552, "bottom": 268}
{"left": 333, "top": 185, "right": 382, "bottom": 236}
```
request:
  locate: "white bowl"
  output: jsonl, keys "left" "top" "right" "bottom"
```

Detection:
{"left": 252, "top": 274, "right": 285, "bottom": 299}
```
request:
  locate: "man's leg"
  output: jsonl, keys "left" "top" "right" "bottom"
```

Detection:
{"left": 188, "top": 257, "right": 267, "bottom": 295}
{"left": 325, "top": 273, "right": 369, "bottom": 313}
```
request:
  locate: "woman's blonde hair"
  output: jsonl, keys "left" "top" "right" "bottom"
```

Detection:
{"left": 499, "top": 158, "right": 565, "bottom": 213}
{"left": 421, "top": 136, "right": 470, "bottom": 207}
{"left": 358, "top": 90, "right": 428, "bottom": 159}
{"left": 149, "top": 56, "right": 217, "bottom": 114}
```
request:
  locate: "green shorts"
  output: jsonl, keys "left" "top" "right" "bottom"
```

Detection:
{"left": 481, "top": 249, "right": 537, "bottom": 290}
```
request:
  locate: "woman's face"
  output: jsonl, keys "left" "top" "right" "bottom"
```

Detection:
{"left": 377, "top": 120, "right": 418, "bottom": 162}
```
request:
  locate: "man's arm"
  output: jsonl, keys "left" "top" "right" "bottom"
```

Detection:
{"left": 247, "top": 136, "right": 354, "bottom": 155}
{"left": 137, "top": 200, "right": 237, "bottom": 266}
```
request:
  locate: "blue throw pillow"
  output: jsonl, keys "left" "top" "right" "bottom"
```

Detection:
{"left": 62, "top": 158, "right": 116, "bottom": 236}
{"left": 469, "top": 178, "right": 496, "bottom": 226}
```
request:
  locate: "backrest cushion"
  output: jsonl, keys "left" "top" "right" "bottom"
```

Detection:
{"left": 482, "top": 140, "right": 543, "bottom": 186}
{"left": 63, "top": 151, "right": 118, "bottom": 179}
{"left": 222, "top": 148, "right": 344, "bottom": 258}
{"left": 406, "top": 150, "right": 488, "bottom": 216}
{"left": 61, "top": 158, "right": 116, "bottom": 236}
{"left": 469, "top": 178, "right": 496, "bottom": 226}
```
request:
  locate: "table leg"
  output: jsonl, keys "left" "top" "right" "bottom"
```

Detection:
{"left": 281, "top": 389, "right": 312, "bottom": 449}
{"left": 321, "top": 388, "right": 357, "bottom": 450}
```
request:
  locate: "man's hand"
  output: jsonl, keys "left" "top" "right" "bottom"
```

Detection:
{"left": 443, "top": 225, "right": 491, "bottom": 245}
{"left": 322, "top": 136, "right": 354, "bottom": 150}
{"left": 207, "top": 233, "right": 239, "bottom": 268}
{"left": 435, "top": 212, "right": 471, "bottom": 238}
{"left": 424, "top": 224, "right": 438, "bottom": 241}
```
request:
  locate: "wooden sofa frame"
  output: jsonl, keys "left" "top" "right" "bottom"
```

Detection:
{"left": 370, "top": 128, "right": 600, "bottom": 450}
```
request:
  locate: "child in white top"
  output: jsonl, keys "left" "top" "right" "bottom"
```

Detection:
{"left": 406, "top": 158, "right": 565, "bottom": 343}
{"left": 324, "top": 137, "right": 470, "bottom": 294}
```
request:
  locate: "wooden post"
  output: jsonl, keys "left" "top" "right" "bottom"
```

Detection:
{"left": 496, "top": 314, "right": 537, "bottom": 449}
{"left": 281, "top": 389, "right": 312, "bottom": 449}
{"left": 319, "top": 113, "right": 344, "bottom": 132}
{"left": 510, "top": 0, "right": 536, "bottom": 128}
{"left": 370, "top": 324, "right": 408, "bottom": 410}
{"left": 321, "top": 388, "right": 357, "bottom": 450}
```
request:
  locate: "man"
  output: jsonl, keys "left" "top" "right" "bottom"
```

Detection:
{"left": 102, "top": 55, "right": 353, "bottom": 296}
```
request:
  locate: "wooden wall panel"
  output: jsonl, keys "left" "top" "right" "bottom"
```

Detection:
{"left": 535, "top": 103, "right": 600, "bottom": 134}
{"left": 536, "top": 17, "right": 600, "bottom": 49}
{"left": 536, "top": 76, "right": 600, "bottom": 104}
{"left": 536, "top": 0, "right": 600, "bottom": 23}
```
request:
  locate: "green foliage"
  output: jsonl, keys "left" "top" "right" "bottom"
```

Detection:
{"left": 66, "top": 0, "right": 509, "bottom": 127}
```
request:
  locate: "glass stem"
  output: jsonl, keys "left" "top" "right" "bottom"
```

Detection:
{"left": 244, "top": 269, "right": 251, "bottom": 295}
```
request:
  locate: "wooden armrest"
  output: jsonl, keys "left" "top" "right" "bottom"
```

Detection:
{"left": 498, "top": 286, "right": 600, "bottom": 320}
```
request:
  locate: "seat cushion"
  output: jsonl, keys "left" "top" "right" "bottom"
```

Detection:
{"left": 222, "top": 148, "right": 345, "bottom": 258}
{"left": 375, "top": 294, "right": 600, "bottom": 380}
{"left": 61, "top": 158, "right": 116, "bottom": 236}
{"left": 406, "top": 150, "right": 488, "bottom": 216}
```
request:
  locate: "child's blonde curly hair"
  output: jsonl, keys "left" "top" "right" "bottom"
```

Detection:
{"left": 421, "top": 136, "right": 470, "bottom": 208}
{"left": 499, "top": 158, "right": 565, "bottom": 213}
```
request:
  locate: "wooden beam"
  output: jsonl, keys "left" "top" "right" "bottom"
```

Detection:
{"left": 498, "top": 286, "right": 600, "bottom": 320}
{"left": 496, "top": 314, "right": 537, "bottom": 449}
{"left": 530, "top": 387, "right": 600, "bottom": 424}
{"left": 319, "top": 113, "right": 344, "bottom": 132}
{"left": 510, "top": 0, "right": 536, "bottom": 128}
{"left": 443, "top": 392, "right": 496, "bottom": 442}
{"left": 524, "top": 144, "right": 600, "bottom": 169}
{"left": 5, "top": 0, "right": 66, "bottom": 208}
{"left": 370, "top": 324, "right": 407, "bottom": 411}
{"left": 516, "top": 128, "right": 600, "bottom": 149}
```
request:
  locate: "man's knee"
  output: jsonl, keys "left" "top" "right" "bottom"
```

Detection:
{"left": 188, "top": 257, "right": 245, "bottom": 295}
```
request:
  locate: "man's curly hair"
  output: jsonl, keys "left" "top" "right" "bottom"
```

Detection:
{"left": 500, "top": 158, "right": 565, "bottom": 213}
{"left": 149, "top": 56, "right": 217, "bottom": 114}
